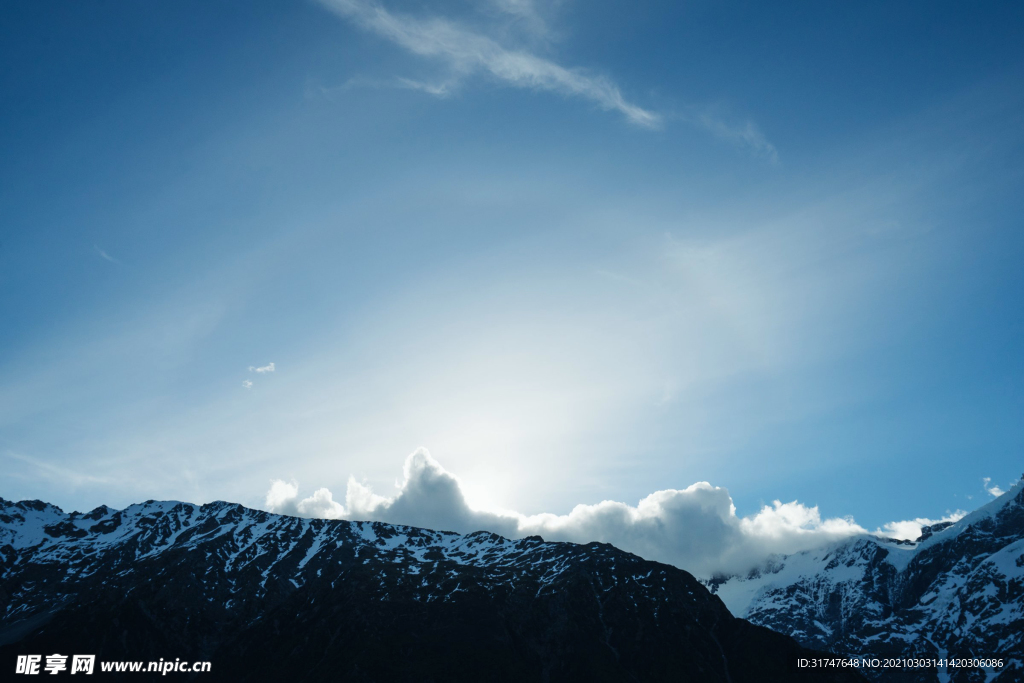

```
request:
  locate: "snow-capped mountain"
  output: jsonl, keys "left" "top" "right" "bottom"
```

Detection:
{"left": 706, "top": 483, "right": 1024, "bottom": 683}
{"left": 0, "top": 497, "right": 863, "bottom": 682}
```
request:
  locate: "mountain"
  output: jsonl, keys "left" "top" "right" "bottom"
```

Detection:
{"left": 0, "top": 497, "right": 863, "bottom": 682}
{"left": 705, "top": 483, "right": 1024, "bottom": 683}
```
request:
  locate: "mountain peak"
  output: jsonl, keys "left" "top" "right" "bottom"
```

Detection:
{"left": 707, "top": 484, "right": 1024, "bottom": 681}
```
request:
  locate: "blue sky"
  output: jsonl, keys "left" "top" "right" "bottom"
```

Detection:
{"left": 2, "top": 0, "right": 1023, "bottom": 541}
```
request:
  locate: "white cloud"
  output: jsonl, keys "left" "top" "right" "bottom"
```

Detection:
{"left": 241, "top": 379, "right": 253, "bottom": 389}
{"left": 265, "top": 480, "right": 346, "bottom": 519}
{"left": 874, "top": 511, "right": 966, "bottom": 541}
{"left": 316, "top": 0, "right": 660, "bottom": 128}
{"left": 265, "top": 448, "right": 931, "bottom": 577}
{"left": 296, "top": 487, "right": 348, "bottom": 518}
{"left": 983, "top": 477, "right": 1005, "bottom": 498}
{"left": 265, "top": 479, "right": 299, "bottom": 511}
{"left": 249, "top": 362, "right": 275, "bottom": 373}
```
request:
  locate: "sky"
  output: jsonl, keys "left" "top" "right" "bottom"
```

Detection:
{"left": 2, "top": 0, "right": 1023, "bottom": 575}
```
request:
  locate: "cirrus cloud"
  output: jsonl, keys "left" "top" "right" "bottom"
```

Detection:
{"left": 316, "top": 0, "right": 660, "bottom": 128}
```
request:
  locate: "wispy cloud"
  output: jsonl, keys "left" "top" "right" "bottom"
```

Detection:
{"left": 93, "top": 245, "right": 120, "bottom": 264}
{"left": 241, "top": 379, "right": 253, "bottom": 389}
{"left": 489, "top": 0, "right": 544, "bottom": 22}
{"left": 983, "top": 477, "right": 1005, "bottom": 497}
{"left": 486, "top": 0, "right": 552, "bottom": 38}
{"left": 680, "top": 108, "right": 779, "bottom": 162}
{"left": 315, "top": 1, "right": 781, "bottom": 154}
{"left": 312, "top": 75, "right": 457, "bottom": 99}
{"left": 5, "top": 451, "right": 115, "bottom": 487}
{"left": 316, "top": 0, "right": 660, "bottom": 127}
{"left": 395, "top": 76, "right": 456, "bottom": 97}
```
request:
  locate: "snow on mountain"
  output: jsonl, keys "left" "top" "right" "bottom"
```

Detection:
{"left": 0, "top": 497, "right": 864, "bottom": 682}
{"left": 705, "top": 482, "right": 1024, "bottom": 683}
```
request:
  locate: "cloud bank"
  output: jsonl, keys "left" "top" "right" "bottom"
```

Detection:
{"left": 264, "top": 448, "right": 958, "bottom": 577}
{"left": 316, "top": 0, "right": 659, "bottom": 127}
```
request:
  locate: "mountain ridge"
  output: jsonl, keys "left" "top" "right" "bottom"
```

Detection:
{"left": 1, "top": 496, "right": 863, "bottom": 682}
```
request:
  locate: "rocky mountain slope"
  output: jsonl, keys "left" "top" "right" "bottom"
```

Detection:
{"left": 706, "top": 483, "right": 1024, "bottom": 683}
{"left": 0, "top": 497, "right": 862, "bottom": 682}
